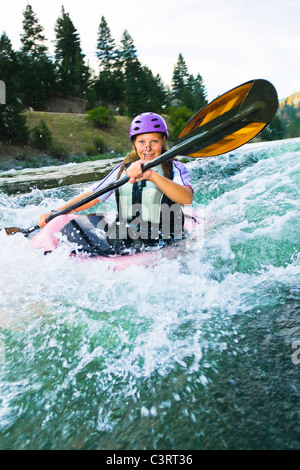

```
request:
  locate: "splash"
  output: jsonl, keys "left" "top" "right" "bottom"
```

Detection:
{"left": 0, "top": 138, "right": 299, "bottom": 450}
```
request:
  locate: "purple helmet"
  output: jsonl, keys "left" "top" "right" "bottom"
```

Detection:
{"left": 130, "top": 112, "right": 169, "bottom": 141}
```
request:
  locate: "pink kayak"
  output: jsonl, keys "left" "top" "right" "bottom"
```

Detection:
{"left": 31, "top": 209, "right": 203, "bottom": 270}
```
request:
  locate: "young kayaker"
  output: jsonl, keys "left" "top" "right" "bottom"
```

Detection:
{"left": 35, "top": 112, "right": 193, "bottom": 255}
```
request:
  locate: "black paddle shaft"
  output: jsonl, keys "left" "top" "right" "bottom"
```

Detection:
{"left": 4, "top": 79, "right": 278, "bottom": 236}
{"left": 46, "top": 98, "right": 268, "bottom": 223}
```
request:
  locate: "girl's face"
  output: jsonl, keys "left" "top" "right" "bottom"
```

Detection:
{"left": 134, "top": 133, "right": 166, "bottom": 161}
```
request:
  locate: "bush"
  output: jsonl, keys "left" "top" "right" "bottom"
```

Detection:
{"left": 118, "top": 103, "right": 127, "bottom": 116}
{"left": 0, "top": 105, "right": 30, "bottom": 143}
{"left": 49, "top": 142, "right": 68, "bottom": 160}
{"left": 86, "top": 106, "right": 115, "bottom": 129}
{"left": 84, "top": 144, "right": 98, "bottom": 156}
{"left": 168, "top": 106, "right": 194, "bottom": 139}
{"left": 31, "top": 119, "right": 53, "bottom": 150}
{"left": 92, "top": 135, "right": 106, "bottom": 153}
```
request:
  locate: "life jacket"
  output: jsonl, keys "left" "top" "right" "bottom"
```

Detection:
{"left": 58, "top": 163, "right": 186, "bottom": 257}
{"left": 115, "top": 163, "right": 184, "bottom": 242}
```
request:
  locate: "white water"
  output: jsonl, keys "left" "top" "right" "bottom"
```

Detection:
{"left": 0, "top": 138, "right": 299, "bottom": 449}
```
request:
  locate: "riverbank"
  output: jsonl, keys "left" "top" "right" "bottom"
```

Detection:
{"left": 2, "top": 138, "right": 296, "bottom": 195}
{"left": 0, "top": 157, "right": 123, "bottom": 195}
{"left": 0, "top": 110, "right": 133, "bottom": 171}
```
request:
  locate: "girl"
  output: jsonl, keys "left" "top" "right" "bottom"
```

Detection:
{"left": 35, "top": 112, "right": 193, "bottom": 256}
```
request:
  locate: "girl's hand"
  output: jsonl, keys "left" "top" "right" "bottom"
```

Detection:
{"left": 126, "top": 160, "right": 152, "bottom": 184}
{"left": 127, "top": 160, "right": 193, "bottom": 205}
{"left": 38, "top": 213, "right": 52, "bottom": 228}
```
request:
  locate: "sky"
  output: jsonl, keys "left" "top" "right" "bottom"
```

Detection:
{"left": 1, "top": 0, "right": 299, "bottom": 102}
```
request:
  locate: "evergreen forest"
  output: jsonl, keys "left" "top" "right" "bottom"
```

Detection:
{"left": 0, "top": 4, "right": 298, "bottom": 148}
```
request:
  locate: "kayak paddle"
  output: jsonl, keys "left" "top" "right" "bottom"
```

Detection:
{"left": 4, "top": 79, "right": 278, "bottom": 237}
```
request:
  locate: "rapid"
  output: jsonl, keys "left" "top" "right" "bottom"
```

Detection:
{"left": 0, "top": 138, "right": 299, "bottom": 450}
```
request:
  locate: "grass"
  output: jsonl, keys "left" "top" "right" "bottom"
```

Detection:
{"left": 25, "top": 111, "right": 133, "bottom": 158}
{"left": 0, "top": 110, "right": 174, "bottom": 170}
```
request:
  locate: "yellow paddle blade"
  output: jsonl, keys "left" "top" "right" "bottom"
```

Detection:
{"left": 176, "top": 79, "right": 278, "bottom": 158}
{"left": 4, "top": 227, "right": 23, "bottom": 235}
{"left": 178, "top": 81, "right": 253, "bottom": 139}
{"left": 187, "top": 122, "right": 266, "bottom": 158}
{"left": 3, "top": 225, "right": 39, "bottom": 236}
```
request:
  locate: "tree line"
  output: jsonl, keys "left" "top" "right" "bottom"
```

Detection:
{"left": 0, "top": 4, "right": 207, "bottom": 144}
{"left": 0, "top": 4, "right": 297, "bottom": 146}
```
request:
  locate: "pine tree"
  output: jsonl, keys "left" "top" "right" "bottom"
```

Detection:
{"left": 96, "top": 16, "right": 117, "bottom": 71}
{"left": 193, "top": 73, "right": 207, "bottom": 110}
{"left": 120, "top": 30, "right": 138, "bottom": 67}
{"left": 0, "top": 32, "right": 22, "bottom": 104}
{"left": 119, "top": 30, "right": 144, "bottom": 116}
{"left": 118, "top": 30, "right": 169, "bottom": 116}
{"left": 0, "top": 32, "right": 17, "bottom": 62}
{"left": 171, "top": 55, "right": 207, "bottom": 112}
{"left": 20, "top": 4, "right": 47, "bottom": 58}
{"left": 0, "top": 33, "right": 29, "bottom": 142}
{"left": 54, "top": 7, "right": 90, "bottom": 97}
{"left": 94, "top": 16, "right": 124, "bottom": 104}
{"left": 139, "top": 67, "right": 168, "bottom": 113}
{"left": 171, "top": 53, "right": 189, "bottom": 102}
{"left": 182, "top": 75, "right": 196, "bottom": 110}
{"left": 18, "top": 5, "right": 56, "bottom": 109}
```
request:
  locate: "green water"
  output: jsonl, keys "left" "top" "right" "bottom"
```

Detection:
{"left": 0, "top": 138, "right": 299, "bottom": 450}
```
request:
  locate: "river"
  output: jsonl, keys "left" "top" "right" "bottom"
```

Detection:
{"left": 0, "top": 138, "right": 299, "bottom": 450}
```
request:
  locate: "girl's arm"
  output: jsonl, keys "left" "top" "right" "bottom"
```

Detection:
{"left": 38, "top": 163, "right": 122, "bottom": 228}
{"left": 38, "top": 190, "right": 99, "bottom": 228}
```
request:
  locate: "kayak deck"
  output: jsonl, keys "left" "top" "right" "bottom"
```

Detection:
{"left": 31, "top": 209, "right": 203, "bottom": 269}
